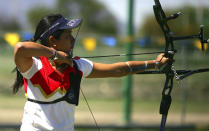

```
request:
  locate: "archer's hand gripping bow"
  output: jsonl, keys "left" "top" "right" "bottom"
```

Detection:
{"left": 153, "top": 0, "right": 209, "bottom": 131}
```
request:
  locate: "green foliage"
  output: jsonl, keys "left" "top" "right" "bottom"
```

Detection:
{"left": 0, "top": 18, "right": 21, "bottom": 31}
{"left": 55, "top": 0, "right": 118, "bottom": 35}
{"left": 197, "top": 126, "right": 209, "bottom": 131}
{"left": 27, "top": 7, "right": 55, "bottom": 30}
{"left": 139, "top": 6, "right": 209, "bottom": 50}
{"left": 140, "top": 6, "right": 209, "bottom": 37}
{"left": 26, "top": 0, "right": 118, "bottom": 35}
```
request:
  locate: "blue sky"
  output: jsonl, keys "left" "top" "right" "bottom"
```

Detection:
{"left": 0, "top": 0, "right": 208, "bottom": 31}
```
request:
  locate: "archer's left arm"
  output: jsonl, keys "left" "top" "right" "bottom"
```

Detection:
{"left": 87, "top": 60, "right": 156, "bottom": 78}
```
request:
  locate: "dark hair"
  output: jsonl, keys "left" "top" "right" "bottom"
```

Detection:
{"left": 12, "top": 14, "right": 65, "bottom": 94}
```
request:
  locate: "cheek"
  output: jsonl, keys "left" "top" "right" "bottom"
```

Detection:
{"left": 64, "top": 40, "right": 73, "bottom": 48}
{"left": 56, "top": 38, "right": 74, "bottom": 49}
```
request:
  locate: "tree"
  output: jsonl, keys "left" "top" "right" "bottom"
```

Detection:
{"left": 139, "top": 6, "right": 209, "bottom": 38}
{"left": 27, "top": 7, "right": 55, "bottom": 30}
{"left": 0, "top": 18, "right": 21, "bottom": 31}
{"left": 56, "top": 0, "right": 118, "bottom": 35}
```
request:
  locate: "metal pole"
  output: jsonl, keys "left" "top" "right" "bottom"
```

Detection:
{"left": 122, "top": 0, "right": 134, "bottom": 124}
{"left": 180, "top": 2, "right": 189, "bottom": 125}
{"left": 180, "top": 42, "right": 188, "bottom": 126}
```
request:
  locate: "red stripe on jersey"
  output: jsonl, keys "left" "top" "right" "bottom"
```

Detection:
{"left": 30, "top": 57, "right": 72, "bottom": 96}
{"left": 23, "top": 57, "right": 83, "bottom": 97}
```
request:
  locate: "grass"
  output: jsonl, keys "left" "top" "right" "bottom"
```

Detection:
{"left": 0, "top": 95, "right": 25, "bottom": 110}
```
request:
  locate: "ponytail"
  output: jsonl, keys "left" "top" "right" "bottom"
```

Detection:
{"left": 12, "top": 68, "right": 24, "bottom": 94}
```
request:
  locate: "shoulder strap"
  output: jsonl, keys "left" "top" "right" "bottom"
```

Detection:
{"left": 64, "top": 60, "right": 82, "bottom": 105}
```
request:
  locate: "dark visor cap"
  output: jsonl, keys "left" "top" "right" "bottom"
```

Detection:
{"left": 40, "top": 17, "right": 82, "bottom": 40}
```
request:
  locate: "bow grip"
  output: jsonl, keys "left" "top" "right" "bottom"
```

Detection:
{"left": 160, "top": 94, "right": 172, "bottom": 115}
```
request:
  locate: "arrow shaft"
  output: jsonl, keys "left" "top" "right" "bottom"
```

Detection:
{"left": 81, "top": 51, "right": 166, "bottom": 59}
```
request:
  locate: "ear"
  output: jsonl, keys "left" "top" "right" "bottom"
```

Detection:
{"left": 48, "top": 35, "right": 56, "bottom": 47}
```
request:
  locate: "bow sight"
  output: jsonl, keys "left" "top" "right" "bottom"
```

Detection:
{"left": 170, "top": 14, "right": 208, "bottom": 51}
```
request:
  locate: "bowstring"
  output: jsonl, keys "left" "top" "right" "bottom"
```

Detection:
{"left": 80, "top": 88, "right": 101, "bottom": 131}
{"left": 74, "top": 24, "right": 100, "bottom": 131}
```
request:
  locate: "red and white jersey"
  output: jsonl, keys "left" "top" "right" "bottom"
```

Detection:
{"left": 20, "top": 56, "right": 93, "bottom": 131}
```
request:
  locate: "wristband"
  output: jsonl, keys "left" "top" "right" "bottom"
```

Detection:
{"left": 126, "top": 62, "right": 133, "bottom": 73}
{"left": 154, "top": 60, "right": 160, "bottom": 69}
{"left": 144, "top": 61, "right": 148, "bottom": 70}
{"left": 50, "top": 48, "right": 57, "bottom": 62}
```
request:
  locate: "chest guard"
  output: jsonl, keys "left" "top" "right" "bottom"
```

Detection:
{"left": 27, "top": 60, "right": 82, "bottom": 106}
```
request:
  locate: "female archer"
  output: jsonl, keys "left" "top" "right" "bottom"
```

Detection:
{"left": 13, "top": 14, "right": 169, "bottom": 131}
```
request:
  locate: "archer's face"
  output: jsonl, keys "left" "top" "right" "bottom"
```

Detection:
{"left": 53, "top": 29, "right": 75, "bottom": 53}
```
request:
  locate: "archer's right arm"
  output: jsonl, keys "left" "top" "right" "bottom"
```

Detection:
{"left": 14, "top": 42, "right": 56, "bottom": 73}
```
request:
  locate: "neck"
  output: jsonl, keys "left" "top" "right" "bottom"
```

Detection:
{"left": 51, "top": 62, "right": 69, "bottom": 73}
